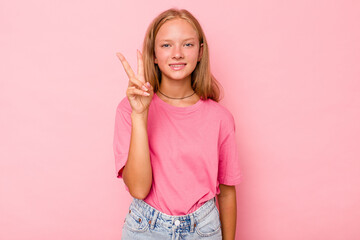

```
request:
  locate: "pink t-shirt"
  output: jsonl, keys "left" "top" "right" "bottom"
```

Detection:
{"left": 113, "top": 93, "right": 243, "bottom": 215}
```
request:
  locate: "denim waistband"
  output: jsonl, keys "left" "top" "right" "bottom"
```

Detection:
{"left": 129, "top": 197, "right": 217, "bottom": 232}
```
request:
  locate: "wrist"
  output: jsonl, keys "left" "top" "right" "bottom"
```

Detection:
{"left": 131, "top": 111, "right": 149, "bottom": 121}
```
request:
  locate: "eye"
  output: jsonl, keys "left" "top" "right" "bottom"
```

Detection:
{"left": 161, "top": 44, "right": 170, "bottom": 48}
{"left": 185, "top": 43, "right": 194, "bottom": 47}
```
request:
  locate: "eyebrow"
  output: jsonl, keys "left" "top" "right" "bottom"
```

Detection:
{"left": 159, "top": 38, "right": 196, "bottom": 42}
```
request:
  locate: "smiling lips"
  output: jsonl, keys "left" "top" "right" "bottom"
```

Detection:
{"left": 169, "top": 63, "right": 186, "bottom": 71}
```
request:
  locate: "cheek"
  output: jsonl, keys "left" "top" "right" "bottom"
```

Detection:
{"left": 187, "top": 50, "right": 200, "bottom": 63}
{"left": 154, "top": 48, "right": 167, "bottom": 63}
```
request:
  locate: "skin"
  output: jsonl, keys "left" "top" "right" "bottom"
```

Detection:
{"left": 218, "top": 184, "right": 237, "bottom": 240}
{"left": 154, "top": 18, "right": 203, "bottom": 106}
{"left": 116, "top": 50, "right": 153, "bottom": 199}
{"left": 116, "top": 17, "right": 237, "bottom": 239}
{"left": 116, "top": 50, "right": 153, "bottom": 114}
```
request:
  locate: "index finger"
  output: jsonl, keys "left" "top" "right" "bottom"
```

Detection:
{"left": 137, "top": 50, "right": 145, "bottom": 80}
{"left": 116, "top": 52, "right": 136, "bottom": 79}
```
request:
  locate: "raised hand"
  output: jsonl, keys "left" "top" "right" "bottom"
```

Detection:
{"left": 116, "top": 50, "right": 154, "bottom": 115}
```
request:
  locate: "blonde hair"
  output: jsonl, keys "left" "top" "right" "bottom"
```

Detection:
{"left": 142, "top": 8, "right": 223, "bottom": 102}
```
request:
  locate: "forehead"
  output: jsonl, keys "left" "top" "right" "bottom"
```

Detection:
{"left": 155, "top": 18, "right": 198, "bottom": 41}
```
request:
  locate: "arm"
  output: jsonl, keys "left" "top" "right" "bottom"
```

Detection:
{"left": 121, "top": 111, "right": 152, "bottom": 200}
{"left": 217, "top": 184, "right": 237, "bottom": 240}
{"left": 116, "top": 51, "right": 154, "bottom": 200}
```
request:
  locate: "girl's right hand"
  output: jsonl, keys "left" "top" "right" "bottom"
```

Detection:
{"left": 116, "top": 50, "right": 154, "bottom": 115}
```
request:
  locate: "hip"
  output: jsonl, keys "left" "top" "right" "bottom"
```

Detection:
{"left": 121, "top": 197, "right": 222, "bottom": 240}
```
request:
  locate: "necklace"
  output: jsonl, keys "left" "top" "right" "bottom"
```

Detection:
{"left": 158, "top": 89, "right": 196, "bottom": 100}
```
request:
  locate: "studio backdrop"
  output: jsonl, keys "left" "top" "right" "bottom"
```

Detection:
{"left": 1, "top": 0, "right": 359, "bottom": 239}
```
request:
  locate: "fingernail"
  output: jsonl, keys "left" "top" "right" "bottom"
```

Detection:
{"left": 116, "top": 53, "right": 124, "bottom": 61}
{"left": 143, "top": 92, "right": 150, "bottom": 96}
{"left": 146, "top": 82, "right": 151, "bottom": 88}
{"left": 142, "top": 85, "right": 149, "bottom": 91}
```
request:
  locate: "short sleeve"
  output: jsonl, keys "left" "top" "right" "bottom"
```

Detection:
{"left": 217, "top": 113, "right": 243, "bottom": 186}
{"left": 113, "top": 97, "right": 132, "bottom": 192}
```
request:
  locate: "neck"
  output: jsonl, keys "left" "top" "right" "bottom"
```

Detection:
{"left": 158, "top": 75, "right": 193, "bottom": 98}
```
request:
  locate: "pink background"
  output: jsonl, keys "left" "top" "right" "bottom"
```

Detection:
{"left": 1, "top": 0, "right": 360, "bottom": 239}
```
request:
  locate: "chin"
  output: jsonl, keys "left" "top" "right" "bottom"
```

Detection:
{"left": 166, "top": 74, "right": 192, "bottom": 81}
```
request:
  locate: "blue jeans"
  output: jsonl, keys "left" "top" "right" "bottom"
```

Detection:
{"left": 121, "top": 197, "right": 222, "bottom": 240}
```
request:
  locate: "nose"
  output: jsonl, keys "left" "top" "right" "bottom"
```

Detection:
{"left": 172, "top": 45, "right": 184, "bottom": 59}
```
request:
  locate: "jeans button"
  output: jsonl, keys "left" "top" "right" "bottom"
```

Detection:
{"left": 174, "top": 220, "right": 180, "bottom": 226}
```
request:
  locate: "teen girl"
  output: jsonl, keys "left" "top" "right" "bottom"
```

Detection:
{"left": 114, "top": 8, "right": 243, "bottom": 240}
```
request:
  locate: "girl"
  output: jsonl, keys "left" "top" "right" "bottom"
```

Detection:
{"left": 114, "top": 8, "right": 242, "bottom": 240}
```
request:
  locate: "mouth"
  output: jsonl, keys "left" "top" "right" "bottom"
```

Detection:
{"left": 169, "top": 63, "right": 186, "bottom": 71}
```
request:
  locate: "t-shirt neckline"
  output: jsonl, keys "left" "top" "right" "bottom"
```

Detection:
{"left": 153, "top": 92, "right": 204, "bottom": 113}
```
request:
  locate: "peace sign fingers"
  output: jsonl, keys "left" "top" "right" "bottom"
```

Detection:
{"left": 116, "top": 51, "right": 150, "bottom": 96}
{"left": 116, "top": 50, "right": 153, "bottom": 114}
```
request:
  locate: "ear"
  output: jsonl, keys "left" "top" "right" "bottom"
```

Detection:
{"left": 198, "top": 43, "right": 204, "bottom": 62}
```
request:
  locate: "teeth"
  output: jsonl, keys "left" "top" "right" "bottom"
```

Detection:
{"left": 170, "top": 64, "right": 185, "bottom": 67}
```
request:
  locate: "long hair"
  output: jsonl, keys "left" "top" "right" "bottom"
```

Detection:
{"left": 142, "top": 8, "right": 223, "bottom": 102}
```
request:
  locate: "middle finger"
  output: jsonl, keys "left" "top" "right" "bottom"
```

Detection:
{"left": 137, "top": 50, "right": 145, "bottom": 80}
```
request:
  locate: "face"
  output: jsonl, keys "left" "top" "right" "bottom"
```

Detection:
{"left": 154, "top": 18, "right": 203, "bottom": 82}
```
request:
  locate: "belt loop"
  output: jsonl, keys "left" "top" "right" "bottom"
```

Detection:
{"left": 149, "top": 210, "right": 159, "bottom": 230}
{"left": 190, "top": 213, "right": 195, "bottom": 233}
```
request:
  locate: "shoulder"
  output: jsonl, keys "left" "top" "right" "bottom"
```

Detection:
{"left": 203, "top": 99, "right": 236, "bottom": 136}
{"left": 116, "top": 96, "right": 132, "bottom": 113}
{"left": 204, "top": 99, "right": 235, "bottom": 124}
